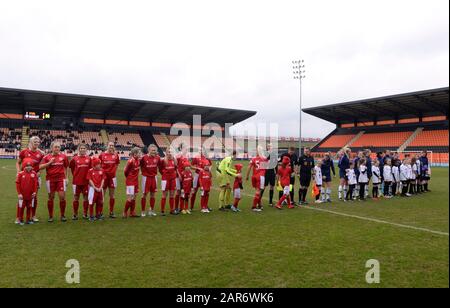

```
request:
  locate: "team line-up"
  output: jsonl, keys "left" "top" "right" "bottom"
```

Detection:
{"left": 14, "top": 137, "right": 431, "bottom": 225}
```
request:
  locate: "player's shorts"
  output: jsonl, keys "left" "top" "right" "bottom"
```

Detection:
{"left": 88, "top": 187, "right": 104, "bottom": 205}
{"left": 176, "top": 177, "right": 181, "bottom": 191}
{"left": 299, "top": 174, "right": 312, "bottom": 187}
{"left": 252, "top": 175, "right": 265, "bottom": 190}
{"left": 72, "top": 185, "right": 88, "bottom": 196}
{"left": 103, "top": 176, "right": 117, "bottom": 189}
{"left": 282, "top": 186, "right": 290, "bottom": 196}
{"left": 339, "top": 170, "right": 347, "bottom": 179}
{"left": 234, "top": 188, "right": 241, "bottom": 199}
{"left": 142, "top": 175, "right": 158, "bottom": 194}
{"left": 161, "top": 178, "right": 177, "bottom": 192}
{"left": 181, "top": 186, "right": 192, "bottom": 198}
{"left": 193, "top": 173, "right": 200, "bottom": 189}
{"left": 126, "top": 185, "right": 139, "bottom": 196}
{"left": 323, "top": 174, "right": 332, "bottom": 182}
{"left": 264, "top": 169, "right": 276, "bottom": 187}
{"left": 46, "top": 180, "right": 67, "bottom": 193}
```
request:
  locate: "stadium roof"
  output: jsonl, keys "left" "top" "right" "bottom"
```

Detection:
{"left": 0, "top": 87, "right": 256, "bottom": 126}
{"left": 303, "top": 87, "right": 449, "bottom": 124}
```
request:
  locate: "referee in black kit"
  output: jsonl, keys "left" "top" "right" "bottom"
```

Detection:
{"left": 279, "top": 147, "right": 298, "bottom": 204}
{"left": 297, "top": 147, "right": 315, "bottom": 205}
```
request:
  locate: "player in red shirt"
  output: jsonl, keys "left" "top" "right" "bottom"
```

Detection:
{"left": 276, "top": 156, "right": 295, "bottom": 209}
{"left": 159, "top": 148, "right": 178, "bottom": 215}
{"left": 190, "top": 147, "right": 212, "bottom": 210}
{"left": 231, "top": 164, "right": 243, "bottom": 213}
{"left": 69, "top": 144, "right": 92, "bottom": 220}
{"left": 180, "top": 161, "right": 193, "bottom": 215}
{"left": 86, "top": 157, "right": 106, "bottom": 221}
{"left": 99, "top": 142, "right": 121, "bottom": 218}
{"left": 246, "top": 146, "right": 268, "bottom": 212}
{"left": 140, "top": 144, "right": 160, "bottom": 217}
{"left": 40, "top": 142, "right": 69, "bottom": 222}
{"left": 199, "top": 164, "right": 213, "bottom": 213}
{"left": 15, "top": 159, "right": 38, "bottom": 225}
{"left": 123, "top": 147, "right": 142, "bottom": 218}
{"left": 175, "top": 143, "right": 189, "bottom": 214}
{"left": 15, "top": 136, "right": 44, "bottom": 223}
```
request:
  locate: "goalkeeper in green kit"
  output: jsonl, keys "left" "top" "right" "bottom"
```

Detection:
{"left": 216, "top": 150, "right": 238, "bottom": 211}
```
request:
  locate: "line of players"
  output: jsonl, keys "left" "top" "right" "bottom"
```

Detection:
{"left": 15, "top": 138, "right": 218, "bottom": 224}
{"left": 336, "top": 148, "right": 432, "bottom": 202}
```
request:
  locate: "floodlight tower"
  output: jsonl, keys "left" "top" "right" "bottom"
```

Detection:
{"left": 292, "top": 60, "right": 306, "bottom": 154}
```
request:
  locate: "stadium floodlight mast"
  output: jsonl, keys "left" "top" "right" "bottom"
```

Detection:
{"left": 292, "top": 60, "right": 306, "bottom": 153}
{"left": 293, "top": 60, "right": 306, "bottom": 154}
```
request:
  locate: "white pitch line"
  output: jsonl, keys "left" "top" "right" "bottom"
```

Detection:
{"left": 214, "top": 187, "right": 449, "bottom": 237}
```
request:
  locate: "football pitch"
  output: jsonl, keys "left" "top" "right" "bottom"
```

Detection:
{"left": 0, "top": 159, "right": 448, "bottom": 288}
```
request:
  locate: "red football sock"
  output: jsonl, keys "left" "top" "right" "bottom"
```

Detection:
{"left": 123, "top": 200, "right": 130, "bottom": 216}
{"left": 234, "top": 198, "right": 240, "bottom": 208}
{"left": 205, "top": 194, "right": 209, "bottom": 209}
{"left": 73, "top": 200, "right": 79, "bottom": 216}
{"left": 169, "top": 197, "right": 175, "bottom": 212}
{"left": 252, "top": 193, "right": 260, "bottom": 209}
{"left": 141, "top": 198, "right": 146, "bottom": 212}
{"left": 160, "top": 197, "right": 166, "bottom": 213}
{"left": 190, "top": 190, "right": 197, "bottom": 210}
{"left": 89, "top": 204, "right": 94, "bottom": 217}
{"left": 150, "top": 197, "right": 155, "bottom": 210}
{"left": 18, "top": 205, "right": 24, "bottom": 222}
{"left": 83, "top": 201, "right": 89, "bottom": 216}
{"left": 130, "top": 200, "right": 136, "bottom": 216}
{"left": 32, "top": 195, "right": 38, "bottom": 217}
{"left": 25, "top": 205, "right": 31, "bottom": 222}
{"left": 277, "top": 195, "right": 286, "bottom": 206}
{"left": 109, "top": 198, "right": 115, "bottom": 214}
{"left": 96, "top": 203, "right": 103, "bottom": 217}
{"left": 60, "top": 200, "right": 66, "bottom": 217}
{"left": 287, "top": 196, "right": 292, "bottom": 206}
{"left": 175, "top": 194, "right": 180, "bottom": 210}
{"left": 48, "top": 199, "right": 54, "bottom": 218}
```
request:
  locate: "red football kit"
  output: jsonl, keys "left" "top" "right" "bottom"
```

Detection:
{"left": 42, "top": 153, "right": 69, "bottom": 193}
{"left": 159, "top": 158, "right": 177, "bottom": 213}
{"left": 160, "top": 158, "right": 177, "bottom": 191}
{"left": 16, "top": 170, "right": 38, "bottom": 222}
{"left": 180, "top": 170, "right": 193, "bottom": 210}
{"left": 278, "top": 165, "right": 293, "bottom": 187}
{"left": 250, "top": 156, "right": 268, "bottom": 190}
{"left": 19, "top": 149, "right": 44, "bottom": 173}
{"left": 140, "top": 154, "right": 160, "bottom": 193}
{"left": 87, "top": 168, "right": 106, "bottom": 217}
{"left": 99, "top": 152, "right": 120, "bottom": 189}
{"left": 199, "top": 170, "right": 212, "bottom": 210}
{"left": 42, "top": 153, "right": 69, "bottom": 218}
{"left": 276, "top": 165, "right": 293, "bottom": 208}
{"left": 140, "top": 154, "right": 160, "bottom": 213}
{"left": 124, "top": 157, "right": 140, "bottom": 194}
{"left": 190, "top": 155, "right": 212, "bottom": 209}
{"left": 69, "top": 155, "right": 92, "bottom": 194}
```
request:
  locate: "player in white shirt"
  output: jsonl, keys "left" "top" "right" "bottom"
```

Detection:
{"left": 400, "top": 158, "right": 412, "bottom": 197}
{"left": 358, "top": 159, "right": 369, "bottom": 201}
{"left": 409, "top": 157, "right": 419, "bottom": 195}
{"left": 383, "top": 158, "right": 393, "bottom": 198}
{"left": 345, "top": 162, "right": 357, "bottom": 201}
{"left": 313, "top": 161, "right": 323, "bottom": 203}
{"left": 392, "top": 162, "right": 400, "bottom": 196}
{"left": 371, "top": 160, "right": 381, "bottom": 199}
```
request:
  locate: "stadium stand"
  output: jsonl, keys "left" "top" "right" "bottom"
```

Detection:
{"left": 304, "top": 87, "right": 449, "bottom": 165}
{"left": 0, "top": 87, "right": 256, "bottom": 159}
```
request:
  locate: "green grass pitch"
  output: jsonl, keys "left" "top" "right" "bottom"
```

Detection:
{"left": 0, "top": 159, "right": 448, "bottom": 288}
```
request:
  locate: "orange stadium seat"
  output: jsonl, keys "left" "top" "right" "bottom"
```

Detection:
{"left": 319, "top": 134, "right": 356, "bottom": 148}
{"left": 409, "top": 130, "right": 449, "bottom": 147}
{"left": 351, "top": 131, "right": 413, "bottom": 148}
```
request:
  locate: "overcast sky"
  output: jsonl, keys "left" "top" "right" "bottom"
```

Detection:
{"left": 0, "top": 0, "right": 448, "bottom": 138}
